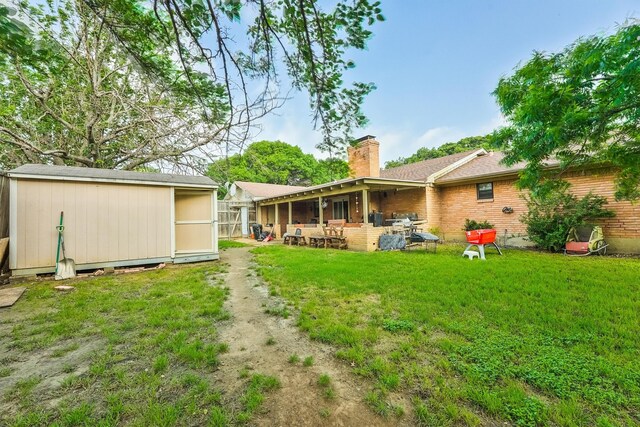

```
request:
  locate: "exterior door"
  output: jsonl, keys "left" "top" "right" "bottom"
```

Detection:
{"left": 332, "top": 198, "right": 349, "bottom": 221}
{"left": 174, "top": 190, "right": 214, "bottom": 254}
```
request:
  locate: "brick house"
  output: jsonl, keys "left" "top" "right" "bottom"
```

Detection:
{"left": 254, "top": 136, "right": 640, "bottom": 253}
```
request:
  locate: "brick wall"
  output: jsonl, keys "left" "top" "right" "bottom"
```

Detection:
{"left": 439, "top": 179, "right": 528, "bottom": 240}
{"left": 292, "top": 201, "right": 313, "bottom": 224}
{"left": 425, "top": 185, "right": 441, "bottom": 230}
{"left": 561, "top": 169, "right": 640, "bottom": 239}
{"left": 347, "top": 138, "right": 380, "bottom": 178}
{"left": 285, "top": 223, "right": 384, "bottom": 251}
{"left": 376, "top": 188, "right": 427, "bottom": 222}
{"left": 437, "top": 169, "right": 640, "bottom": 252}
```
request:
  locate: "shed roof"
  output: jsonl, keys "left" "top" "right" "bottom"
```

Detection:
{"left": 380, "top": 149, "right": 481, "bottom": 181}
{"left": 8, "top": 164, "right": 217, "bottom": 188}
{"left": 234, "top": 181, "right": 307, "bottom": 200}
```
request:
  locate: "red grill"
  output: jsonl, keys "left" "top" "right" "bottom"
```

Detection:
{"left": 465, "top": 229, "right": 497, "bottom": 245}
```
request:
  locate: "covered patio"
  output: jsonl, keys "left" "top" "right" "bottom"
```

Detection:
{"left": 256, "top": 177, "right": 429, "bottom": 251}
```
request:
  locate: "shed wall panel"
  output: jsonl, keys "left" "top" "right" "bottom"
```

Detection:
{"left": 175, "top": 224, "right": 213, "bottom": 251}
{"left": 175, "top": 193, "right": 212, "bottom": 221}
{"left": 15, "top": 180, "right": 172, "bottom": 269}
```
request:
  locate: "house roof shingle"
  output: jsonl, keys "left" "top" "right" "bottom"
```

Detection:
{"left": 380, "top": 149, "right": 480, "bottom": 181}
{"left": 435, "top": 152, "right": 519, "bottom": 183}
{"left": 234, "top": 181, "right": 307, "bottom": 199}
{"left": 9, "top": 164, "right": 217, "bottom": 188}
{"left": 435, "top": 152, "right": 561, "bottom": 184}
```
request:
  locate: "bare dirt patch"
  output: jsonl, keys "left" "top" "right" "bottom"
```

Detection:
{"left": 215, "top": 247, "right": 405, "bottom": 426}
{"left": 0, "top": 339, "right": 102, "bottom": 395}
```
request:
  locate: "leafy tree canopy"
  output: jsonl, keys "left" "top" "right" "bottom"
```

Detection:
{"left": 492, "top": 23, "right": 640, "bottom": 201}
{"left": 2, "top": 0, "right": 384, "bottom": 158}
{"left": 207, "top": 140, "right": 349, "bottom": 197}
{"left": 384, "top": 135, "right": 491, "bottom": 169}
{"left": 0, "top": 0, "right": 228, "bottom": 170}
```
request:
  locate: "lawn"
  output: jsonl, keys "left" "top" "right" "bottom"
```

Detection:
{"left": 0, "top": 263, "right": 277, "bottom": 426}
{"left": 253, "top": 245, "right": 640, "bottom": 426}
{"left": 218, "top": 240, "right": 251, "bottom": 250}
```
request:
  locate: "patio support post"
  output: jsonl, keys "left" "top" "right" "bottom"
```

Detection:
{"left": 318, "top": 196, "right": 323, "bottom": 225}
{"left": 288, "top": 201, "right": 292, "bottom": 225}
{"left": 362, "top": 190, "right": 369, "bottom": 223}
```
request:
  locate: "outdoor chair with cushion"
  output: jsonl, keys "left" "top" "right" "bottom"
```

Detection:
{"left": 290, "top": 228, "right": 307, "bottom": 246}
{"left": 564, "top": 225, "right": 607, "bottom": 255}
{"left": 284, "top": 228, "right": 307, "bottom": 246}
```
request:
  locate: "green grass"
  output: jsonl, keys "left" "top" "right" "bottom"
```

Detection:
{"left": 318, "top": 374, "right": 335, "bottom": 400}
{"left": 235, "top": 374, "right": 281, "bottom": 423}
{"left": 317, "top": 373, "right": 331, "bottom": 387}
{"left": 219, "top": 240, "right": 250, "bottom": 249}
{"left": 0, "top": 263, "right": 272, "bottom": 426}
{"left": 253, "top": 244, "right": 640, "bottom": 426}
{"left": 264, "top": 305, "right": 290, "bottom": 319}
{"left": 288, "top": 354, "right": 300, "bottom": 364}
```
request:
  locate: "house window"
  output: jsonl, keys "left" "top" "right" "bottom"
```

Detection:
{"left": 476, "top": 182, "right": 493, "bottom": 200}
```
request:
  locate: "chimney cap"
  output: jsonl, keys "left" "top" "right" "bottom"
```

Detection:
{"left": 354, "top": 135, "right": 377, "bottom": 143}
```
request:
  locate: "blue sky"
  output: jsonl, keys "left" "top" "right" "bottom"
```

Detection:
{"left": 253, "top": 1, "right": 639, "bottom": 165}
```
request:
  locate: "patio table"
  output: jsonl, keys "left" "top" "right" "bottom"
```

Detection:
{"left": 309, "top": 235, "right": 327, "bottom": 248}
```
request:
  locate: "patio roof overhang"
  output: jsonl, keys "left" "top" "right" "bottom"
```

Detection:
{"left": 257, "top": 177, "right": 427, "bottom": 206}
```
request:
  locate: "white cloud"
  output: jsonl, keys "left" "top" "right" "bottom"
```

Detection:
{"left": 254, "top": 112, "right": 323, "bottom": 155}
{"left": 369, "top": 113, "right": 507, "bottom": 165}
{"left": 370, "top": 126, "right": 464, "bottom": 165}
{"left": 476, "top": 114, "right": 508, "bottom": 134}
{"left": 416, "top": 127, "right": 466, "bottom": 149}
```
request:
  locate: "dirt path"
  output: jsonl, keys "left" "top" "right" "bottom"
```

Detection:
{"left": 215, "top": 247, "right": 398, "bottom": 426}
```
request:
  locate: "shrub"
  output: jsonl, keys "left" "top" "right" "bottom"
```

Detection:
{"left": 463, "top": 219, "right": 495, "bottom": 231}
{"left": 521, "top": 183, "right": 615, "bottom": 252}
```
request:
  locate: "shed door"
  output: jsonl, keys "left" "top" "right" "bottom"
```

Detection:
{"left": 174, "top": 190, "right": 214, "bottom": 254}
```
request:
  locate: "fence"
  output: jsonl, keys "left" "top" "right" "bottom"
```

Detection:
{"left": 217, "top": 200, "right": 256, "bottom": 240}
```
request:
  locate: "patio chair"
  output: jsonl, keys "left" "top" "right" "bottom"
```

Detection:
{"left": 564, "top": 225, "right": 607, "bottom": 256}
{"left": 291, "top": 228, "right": 307, "bottom": 246}
{"left": 327, "top": 226, "right": 348, "bottom": 250}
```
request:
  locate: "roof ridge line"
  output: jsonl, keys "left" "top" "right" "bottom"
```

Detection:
{"left": 426, "top": 149, "right": 487, "bottom": 184}
{"left": 383, "top": 148, "right": 482, "bottom": 172}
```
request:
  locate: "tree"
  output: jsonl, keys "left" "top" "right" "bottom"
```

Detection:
{"left": 0, "top": 0, "right": 230, "bottom": 170}
{"left": 492, "top": 23, "right": 640, "bottom": 201}
{"left": 384, "top": 135, "right": 491, "bottom": 169}
{"left": 316, "top": 157, "right": 350, "bottom": 183}
{"left": 70, "top": 0, "right": 384, "bottom": 157}
{"left": 207, "top": 140, "right": 348, "bottom": 197}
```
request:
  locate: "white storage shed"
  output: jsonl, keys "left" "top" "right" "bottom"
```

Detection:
{"left": 7, "top": 165, "right": 219, "bottom": 276}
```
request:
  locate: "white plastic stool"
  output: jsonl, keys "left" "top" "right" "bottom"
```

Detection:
{"left": 463, "top": 250, "right": 480, "bottom": 260}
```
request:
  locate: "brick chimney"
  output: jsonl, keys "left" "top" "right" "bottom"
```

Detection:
{"left": 347, "top": 135, "right": 380, "bottom": 178}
